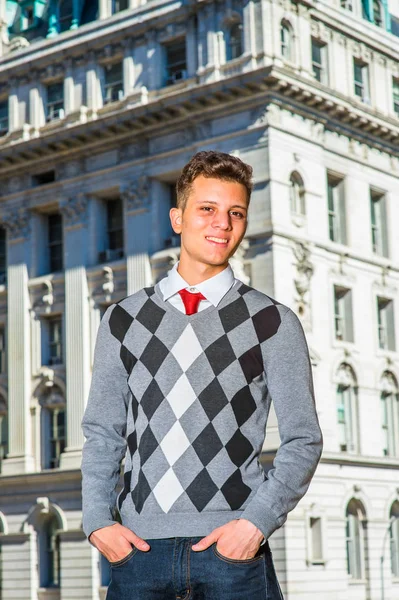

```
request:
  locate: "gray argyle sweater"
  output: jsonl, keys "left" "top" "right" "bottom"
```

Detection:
{"left": 81, "top": 280, "right": 323, "bottom": 541}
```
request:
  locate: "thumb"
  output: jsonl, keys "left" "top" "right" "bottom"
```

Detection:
{"left": 122, "top": 527, "right": 151, "bottom": 551}
{"left": 192, "top": 530, "right": 220, "bottom": 551}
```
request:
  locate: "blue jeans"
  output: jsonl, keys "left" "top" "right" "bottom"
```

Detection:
{"left": 106, "top": 536, "right": 284, "bottom": 600}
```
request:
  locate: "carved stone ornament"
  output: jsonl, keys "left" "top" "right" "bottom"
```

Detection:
{"left": 292, "top": 241, "right": 314, "bottom": 329}
{"left": 102, "top": 266, "right": 114, "bottom": 303}
{"left": 252, "top": 103, "right": 281, "bottom": 128}
{"left": 60, "top": 194, "right": 88, "bottom": 227}
{"left": 336, "top": 363, "right": 356, "bottom": 388}
{"left": 1, "top": 207, "right": 31, "bottom": 241}
{"left": 121, "top": 175, "right": 150, "bottom": 212}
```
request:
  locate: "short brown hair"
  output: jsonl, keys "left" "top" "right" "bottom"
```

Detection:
{"left": 175, "top": 151, "right": 253, "bottom": 211}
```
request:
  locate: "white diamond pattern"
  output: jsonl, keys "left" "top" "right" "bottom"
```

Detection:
{"left": 166, "top": 373, "right": 197, "bottom": 419}
{"left": 153, "top": 467, "right": 185, "bottom": 512}
{"left": 160, "top": 420, "right": 190, "bottom": 465}
{"left": 170, "top": 324, "right": 203, "bottom": 372}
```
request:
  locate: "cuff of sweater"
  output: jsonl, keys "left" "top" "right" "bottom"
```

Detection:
{"left": 83, "top": 513, "right": 119, "bottom": 541}
{"left": 239, "top": 505, "right": 282, "bottom": 542}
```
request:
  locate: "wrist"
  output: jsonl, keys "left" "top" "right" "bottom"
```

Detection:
{"left": 237, "top": 518, "right": 264, "bottom": 544}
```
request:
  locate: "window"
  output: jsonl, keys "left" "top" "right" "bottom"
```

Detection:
{"left": 289, "top": 172, "right": 305, "bottom": 216}
{"left": 280, "top": 22, "right": 293, "bottom": 60}
{"left": 373, "top": 0, "right": 383, "bottom": 27}
{"left": 32, "top": 171, "right": 56, "bottom": 186}
{"left": 46, "top": 82, "right": 64, "bottom": 121}
{"left": 48, "top": 213, "right": 63, "bottom": 273}
{"left": 99, "top": 199, "right": 124, "bottom": 262}
{"left": 0, "top": 327, "right": 6, "bottom": 375}
{"left": 23, "top": 4, "right": 35, "bottom": 28}
{"left": 164, "top": 39, "right": 187, "bottom": 86}
{"left": 310, "top": 517, "right": 323, "bottom": 562}
{"left": 390, "top": 502, "right": 399, "bottom": 577}
{"left": 0, "top": 228, "right": 6, "bottom": 285}
{"left": 164, "top": 183, "right": 180, "bottom": 248}
{"left": 327, "top": 175, "right": 346, "bottom": 244}
{"left": 336, "top": 364, "right": 358, "bottom": 452}
{"left": 311, "top": 39, "right": 328, "bottom": 84}
{"left": 104, "top": 63, "right": 124, "bottom": 104}
{"left": 41, "top": 386, "right": 66, "bottom": 470}
{"left": 111, "top": 0, "right": 128, "bottom": 13}
{"left": 59, "top": 0, "right": 73, "bottom": 32}
{"left": 370, "top": 189, "right": 388, "bottom": 256}
{"left": 346, "top": 499, "right": 367, "bottom": 580}
{"left": 39, "top": 514, "right": 61, "bottom": 587}
{"left": 226, "top": 22, "right": 243, "bottom": 61}
{"left": 42, "top": 316, "right": 63, "bottom": 367}
{"left": 334, "top": 286, "right": 354, "bottom": 342}
{"left": 393, "top": 78, "right": 399, "bottom": 117}
{"left": 381, "top": 373, "right": 399, "bottom": 457}
{"left": 392, "top": 15, "right": 399, "bottom": 37}
{"left": 0, "top": 100, "right": 8, "bottom": 136}
{"left": 377, "top": 297, "right": 396, "bottom": 351}
{"left": 0, "top": 397, "right": 8, "bottom": 473}
{"left": 340, "top": 0, "right": 353, "bottom": 10}
{"left": 353, "top": 60, "right": 370, "bottom": 103}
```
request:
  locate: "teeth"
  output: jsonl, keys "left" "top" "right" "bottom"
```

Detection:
{"left": 206, "top": 237, "right": 228, "bottom": 243}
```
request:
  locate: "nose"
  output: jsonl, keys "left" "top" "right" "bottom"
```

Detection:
{"left": 212, "top": 211, "right": 232, "bottom": 231}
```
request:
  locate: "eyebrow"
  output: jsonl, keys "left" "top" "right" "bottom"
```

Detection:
{"left": 195, "top": 200, "right": 247, "bottom": 211}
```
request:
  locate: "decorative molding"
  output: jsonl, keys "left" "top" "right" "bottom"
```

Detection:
{"left": 121, "top": 175, "right": 150, "bottom": 213}
{"left": 102, "top": 267, "right": 114, "bottom": 302}
{"left": 60, "top": 194, "right": 88, "bottom": 228}
{"left": 292, "top": 241, "right": 314, "bottom": 331}
{"left": 0, "top": 207, "right": 31, "bottom": 241}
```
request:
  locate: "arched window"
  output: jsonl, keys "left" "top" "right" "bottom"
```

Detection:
{"left": 336, "top": 364, "right": 358, "bottom": 453}
{"left": 280, "top": 21, "right": 293, "bottom": 60}
{"left": 346, "top": 499, "right": 367, "bottom": 579}
{"left": 226, "top": 21, "right": 243, "bottom": 61}
{"left": 38, "top": 513, "right": 61, "bottom": 587}
{"left": 380, "top": 372, "right": 399, "bottom": 457}
{"left": 0, "top": 396, "right": 8, "bottom": 473}
{"left": 40, "top": 387, "right": 66, "bottom": 470}
{"left": 289, "top": 172, "right": 305, "bottom": 216}
{"left": 390, "top": 501, "right": 399, "bottom": 577}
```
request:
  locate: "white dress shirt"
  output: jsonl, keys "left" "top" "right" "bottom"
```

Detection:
{"left": 158, "top": 261, "right": 237, "bottom": 312}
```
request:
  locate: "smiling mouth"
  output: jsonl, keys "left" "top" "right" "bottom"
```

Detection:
{"left": 206, "top": 236, "right": 228, "bottom": 244}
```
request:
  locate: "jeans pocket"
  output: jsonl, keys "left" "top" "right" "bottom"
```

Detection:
{"left": 109, "top": 547, "right": 138, "bottom": 568}
{"left": 212, "top": 542, "right": 265, "bottom": 565}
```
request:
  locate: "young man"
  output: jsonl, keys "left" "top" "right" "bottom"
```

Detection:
{"left": 81, "top": 151, "right": 323, "bottom": 599}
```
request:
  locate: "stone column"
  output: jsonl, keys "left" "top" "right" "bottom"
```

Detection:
{"left": 99, "top": 0, "right": 108, "bottom": 19}
{"left": 8, "top": 79, "right": 19, "bottom": 132}
{"left": 64, "top": 59, "right": 75, "bottom": 115}
{"left": 243, "top": 0, "right": 257, "bottom": 63}
{"left": 1, "top": 208, "right": 35, "bottom": 475}
{"left": 121, "top": 176, "right": 153, "bottom": 295}
{"left": 59, "top": 194, "right": 91, "bottom": 470}
{"left": 123, "top": 40, "right": 135, "bottom": 96}
{"left": 86, "top": 52, "right": 102, "bottom": 112}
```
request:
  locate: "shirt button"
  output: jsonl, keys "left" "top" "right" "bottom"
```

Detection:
{"left": 189, "top": 287, "right": 197, "bottom": 292}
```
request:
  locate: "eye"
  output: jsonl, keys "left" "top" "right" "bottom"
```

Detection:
{"left": 230, "top": 211, "right": 245, "bottom": 219}
{"left": 200, "top": 206, "right": 214, "bottom": 212}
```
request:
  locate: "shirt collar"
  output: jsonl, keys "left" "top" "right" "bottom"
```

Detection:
{"left": 161, "top": 261, "right": 235, "bottom": 307}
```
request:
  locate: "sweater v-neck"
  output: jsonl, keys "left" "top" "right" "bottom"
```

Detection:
{"left": 152, "top": 279, "right": 243, "bottom": 321}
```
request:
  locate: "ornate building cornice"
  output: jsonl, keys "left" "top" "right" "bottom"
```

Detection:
{"left": 0, "top": 207, "right": 31, "bottom": 241}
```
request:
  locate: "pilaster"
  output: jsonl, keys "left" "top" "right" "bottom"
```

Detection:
{"left": 123, "top": 41, "right": 135, "bottom": 96}
{"left": 121, "top": 176, "right": 153, "bottom": 295}
{"left": 59, "top": 194, "right": 90, "bottom": 469}
{"left": 1, "top": 208, "right": 34, "bottom": 475}
{"left": 99, "top": 0, "right": 109, "bottom": 19}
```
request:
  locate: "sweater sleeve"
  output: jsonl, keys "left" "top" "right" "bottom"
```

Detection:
{"left": 239, "top": 308, "right": 323, "bottom": 541}
{"left": 81, "top": 304, "right": 131, "bottom": 540}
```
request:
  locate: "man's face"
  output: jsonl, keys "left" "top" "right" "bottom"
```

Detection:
{"left": 170, "top": 175, "right": 248, "bottom": 270}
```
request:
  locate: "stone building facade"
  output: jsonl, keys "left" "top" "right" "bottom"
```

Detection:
{"left": 0, "top": 0, "right": 398, "bottom": 598}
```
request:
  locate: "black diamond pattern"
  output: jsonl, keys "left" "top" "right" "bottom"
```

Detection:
{"left": 140, "top": 336, "right": 169, "bottom": 377}
{"left": 239, "top": 345, "right": 263, "bottom": 383}
{"left": 136, "top": 298, "right": 166, "bottom": 334}
{"left": 109, "top": 305, "right": 134, "bottom": 343}
{"left": 198, "top": 378, "right": 229, "bottom": 421}
{"left": 132, "top": 470, "right": 152, "bottom": 513}
{"left": 205, "top": 334, "right": 236, "bottom": 376}
{"left": 138, "top": 426, "right": 159, "bottom": 465}
{"left": 186, "top": 469, "right": 219, "bottom": 511}
{"left": 252, "top": 305, "right": 282, "bottom": 343}
{"left": 221, "top": 469, "right": 252, "bottom": 510}
{"left": 231, "top": 386, "right": 257, "bottom": 427}
{"left": 141, "top": 379, "right": 165, "bottom": 421}
{"left": 127, "top": 429, "right": 137, "bottom": 458}
{"left": 219, "top": 297, "right": 251, "bottom": 334}
{"left": 120, "top": 344, "right": 137, "bottom": 374}
{"left": 237, "top": 283, "right": 252, "bottom": 296}
{"left": 118, "top": 469, "right": 132, "bottom": 510}
{"left": 192, "top": 423, "right": 224, "bottom": 466}
{"left": 226, "top": 430, "right": 254, "bottom": 467}
{"left": 130, "top": 393, "right": 139, "bottom": 422}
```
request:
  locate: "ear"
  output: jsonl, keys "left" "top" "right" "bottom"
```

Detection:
{"left": 170, "top": 207, "right": 183, "bottom": 234}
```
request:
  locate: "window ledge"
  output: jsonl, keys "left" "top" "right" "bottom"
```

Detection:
{"left": 291, "top": 213, "right": 306, "bottom": 227}
{"left": 348, "top": 578, "right": 367, "bottom": 586}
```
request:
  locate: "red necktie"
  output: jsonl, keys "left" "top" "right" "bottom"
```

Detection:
{"left": 178, "top": 288, "right": 206, "bottom": 315}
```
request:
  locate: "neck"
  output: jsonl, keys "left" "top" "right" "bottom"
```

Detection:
{"left": 177, "top": 255, "right": 228, "bottom": 286}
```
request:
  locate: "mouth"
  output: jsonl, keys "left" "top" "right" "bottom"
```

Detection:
{"left": 205, "top": 236, "right": 229, "bottom": 246}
